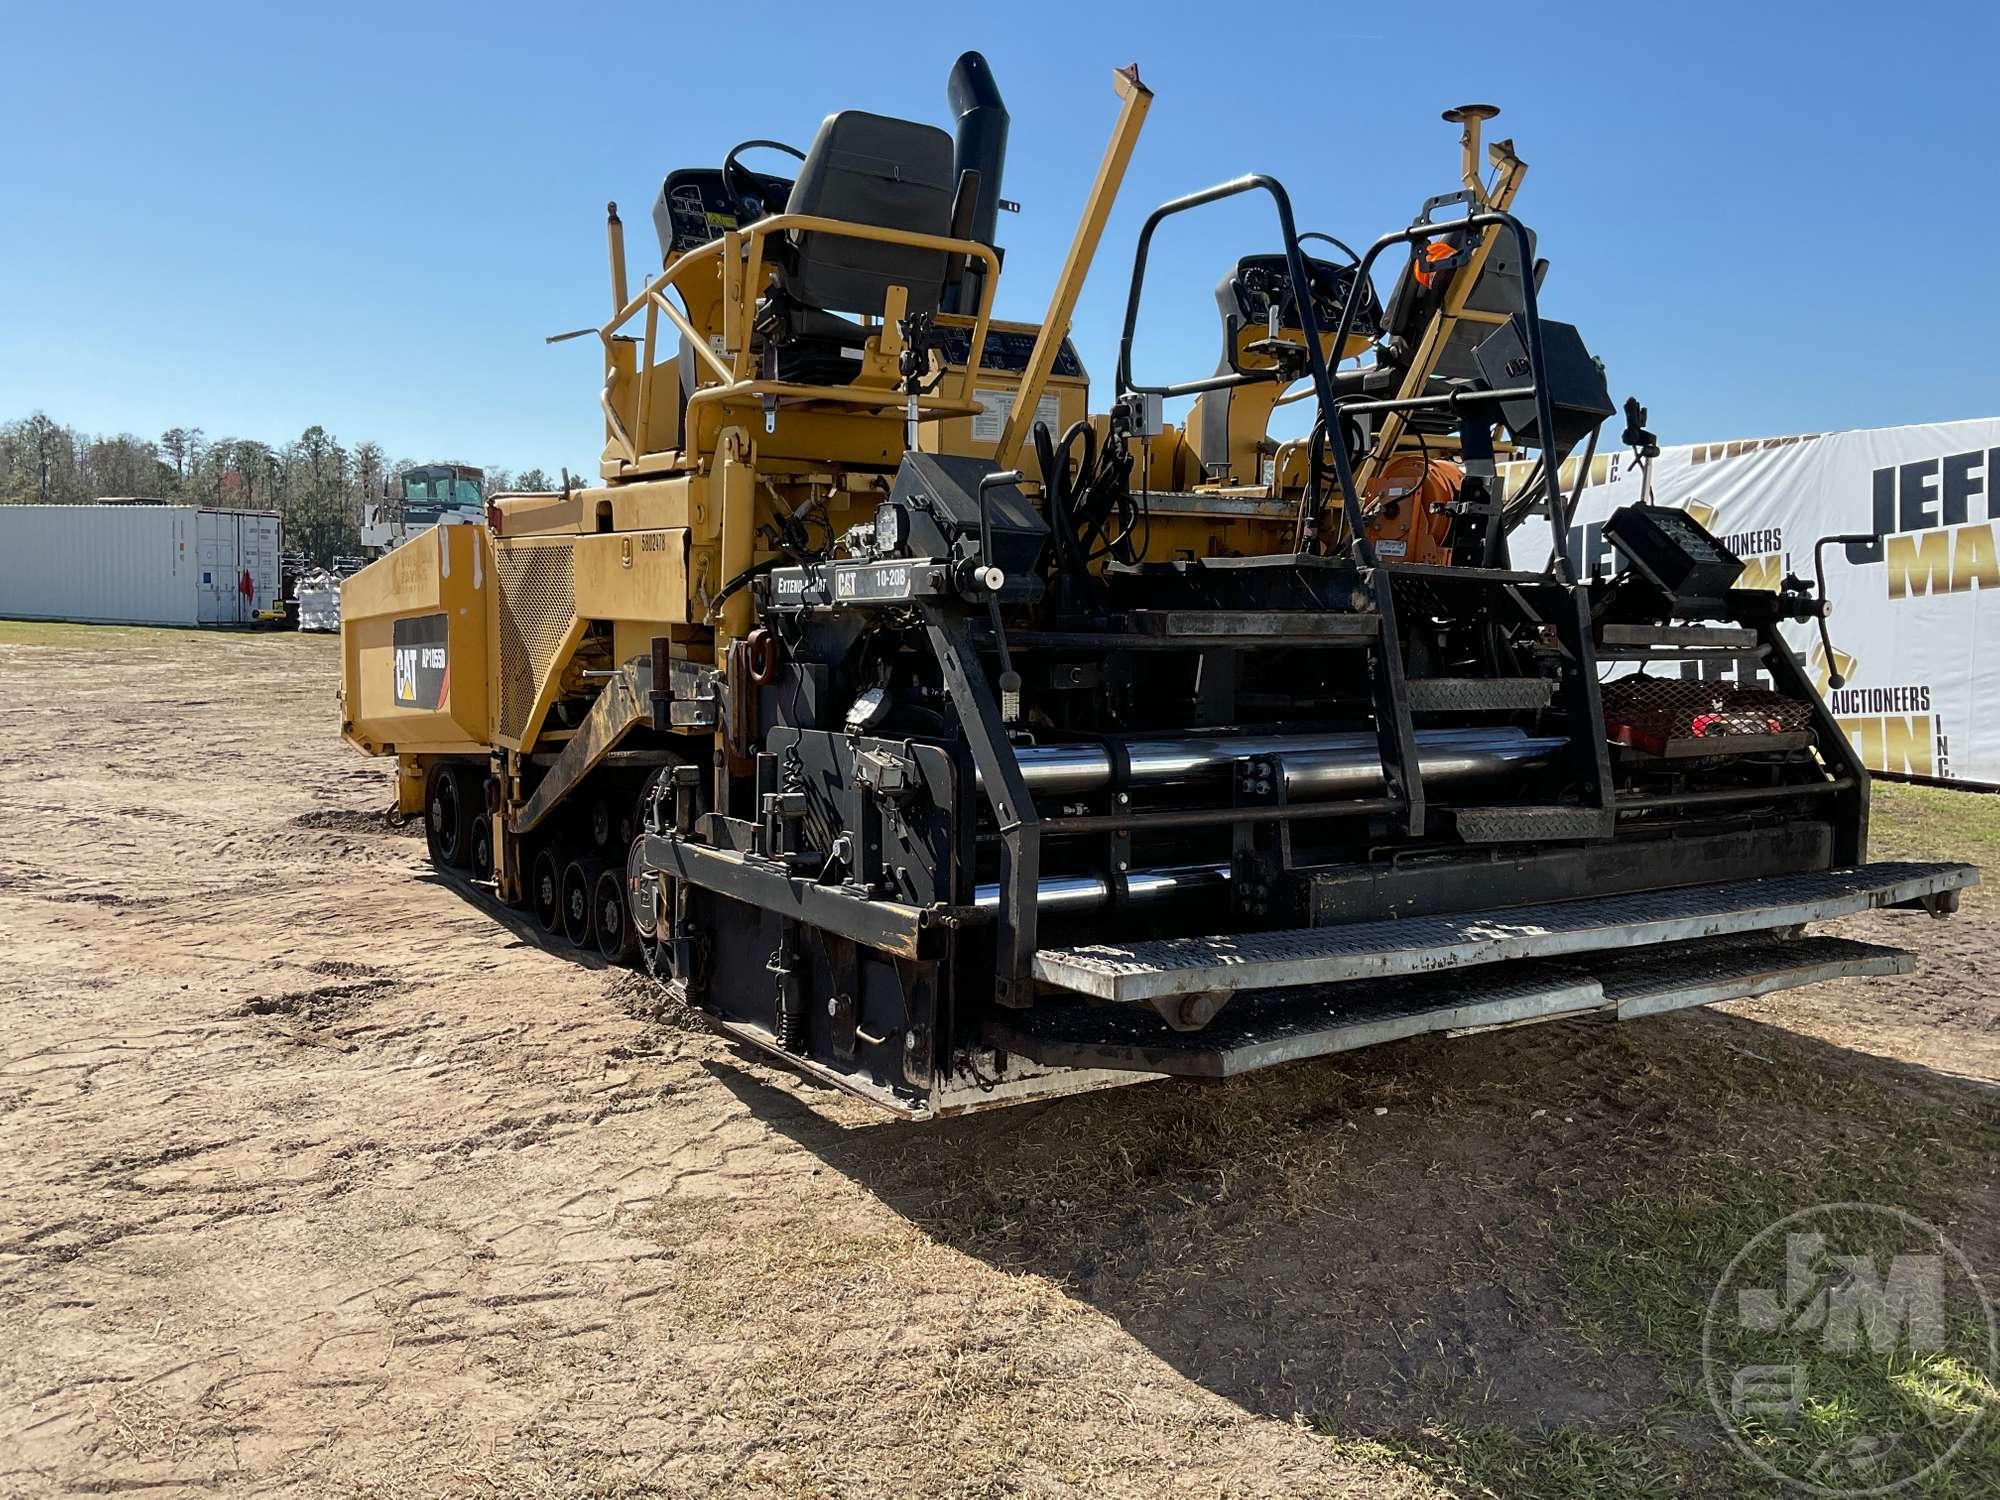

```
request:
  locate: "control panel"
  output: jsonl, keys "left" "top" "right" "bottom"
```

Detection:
{"left": 652, "top": 167, "right": 798, "bottom": 256}
{"left": 931, "top": 322, "right": 1086, "bottom": 379}
{"left": 1229, "top": 253, "right": 1379, "bottom": 334}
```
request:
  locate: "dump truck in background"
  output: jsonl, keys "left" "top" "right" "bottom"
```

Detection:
{"left": 340, "top": 55, "right": 1974, "bottom": 1118}
{"left": 359, "top": 464, "right": 486, "bottom": 559}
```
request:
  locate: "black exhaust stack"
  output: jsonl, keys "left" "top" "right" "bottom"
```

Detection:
{"left": 944, "top": 51, "right": 1008, "bottom": 312}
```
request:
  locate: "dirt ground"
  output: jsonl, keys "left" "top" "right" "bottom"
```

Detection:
{"left": 0, "top": 625, "right": 1994, "bottom": 1498}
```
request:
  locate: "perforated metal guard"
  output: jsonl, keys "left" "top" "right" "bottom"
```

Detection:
{"left": 494, "top": 540, "right": 576, "bottom": 742}
{"left": 994, "top": 934, "right": 1914, "bottom": 1078}
{"left": 1031, "top": 861, "right": 1975, "bottom": 1002}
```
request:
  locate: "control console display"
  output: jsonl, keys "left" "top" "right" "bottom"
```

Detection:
{"left": 1230, "top": 253, "right": 1379, "bottom": 334}
{"left": 653, "top": 167, "right": 798, "bottom": 254}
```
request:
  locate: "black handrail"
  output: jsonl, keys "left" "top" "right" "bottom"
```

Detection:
{"left": 1317, "top": 209, "right": 1571, "bottom": 575}
{"left": 1117, "top": 183, "right": 1574, "bottom": 577}
{"left": 1115, "top": 175, "right": 1356, "bottom": 517}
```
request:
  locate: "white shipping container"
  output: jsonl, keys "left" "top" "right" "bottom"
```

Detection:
{"left": 0, "top": 504, "right": 283, "bottom": 627}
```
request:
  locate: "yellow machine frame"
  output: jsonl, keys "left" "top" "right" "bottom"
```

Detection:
{"left": 343, "top": 73, "right": 1532, "bottom": 908}
{"left": 344, "top": 65, "right": 1156, "bottom": 902}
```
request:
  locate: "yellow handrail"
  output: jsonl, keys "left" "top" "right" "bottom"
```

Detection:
{"left": 598, "top": 216, "right": 1005, "bottom": 462}
{"left": 994, "top": 63, "right": 1152, "bottom": 467}
{"left": 648, "top": 287, "right": 734, "bottom": 385}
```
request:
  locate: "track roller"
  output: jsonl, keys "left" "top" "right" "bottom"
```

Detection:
{"left": 561, "top": 858, "right": 601, "bottom": 947}
{"left": 626, "top": 838, "right": 660, "bottom": 965}
{"left": 470, "top": 814, "right": 494, "bottom": 882}
{"left": 530, "top": 848, "right": 563, "bottom": 936}
{"left": 594, "top": 866, "right": 635, "bottom": 962}
{"left": 424, "top": 762, "right": 474, "bottom": 869}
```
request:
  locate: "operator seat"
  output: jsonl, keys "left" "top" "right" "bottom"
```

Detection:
{"left": 1188, "top": 254, "right": 1392, "bottom": 485}
{"left": 1379, "top": 225, "right": 1545, "bottom": 381}
{"left": 758, "top": 110, "right": 957, "bottom": 385}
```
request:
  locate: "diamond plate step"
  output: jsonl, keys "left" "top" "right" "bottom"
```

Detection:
{"left": 992, "top": 934, "right": 1914, "bottom": 1078}
{"left": 1408, "top": 676, "right": 1555, "bottom": 713}
{"left": 1030, "top": 860, "right": 1975, "bottom": 1003}
{"left": 1599, "top": 934, "right": 1913, "bottom": 1019}
{"left": 1453, "top": 804, "right": 1615, "bottom": 843}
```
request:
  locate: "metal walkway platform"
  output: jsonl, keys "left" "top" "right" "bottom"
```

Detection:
{"left": 1031, "top": 861, "right": 1975, "bottom": 1003}
{"left": 991, "top": 934, "right": 1916, "bottom": 1078}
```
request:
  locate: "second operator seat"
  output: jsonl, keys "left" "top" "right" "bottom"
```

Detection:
{"left": 1187, "top": 254, "right": 1389, "bottom": 487}
{"left": 756, "top": 110, "right": 957, "bottom": 387}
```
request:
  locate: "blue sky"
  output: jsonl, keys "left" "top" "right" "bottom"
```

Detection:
{"left": 3, "top": 1, "right": 1993, "bottom": 472}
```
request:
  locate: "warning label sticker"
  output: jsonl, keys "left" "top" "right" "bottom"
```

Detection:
{"left": 971, "top": 387, "right": 1064, "bottom": 445}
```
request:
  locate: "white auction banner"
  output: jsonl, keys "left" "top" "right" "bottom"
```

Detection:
{"left": 1508, "top": 417, "right": 2000, "bottom": 788}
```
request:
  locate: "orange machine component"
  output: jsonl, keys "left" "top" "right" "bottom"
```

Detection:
{"left": 1411, "top": 238, "right": 1458, "bottom": 289}
{"left": 1363, "top": 455, "right": 1461, "bottom": 565}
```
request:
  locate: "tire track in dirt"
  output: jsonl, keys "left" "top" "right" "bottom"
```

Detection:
{"left": 0, "top": 630, "right": 1992, "bottom": 1497}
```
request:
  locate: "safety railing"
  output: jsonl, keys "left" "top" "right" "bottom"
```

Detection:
{"left": 598, "top": 216, "right": 1006, "bottom": 465}
{"left": 1311, "top": 206, "right": 1573, "bottom": 576}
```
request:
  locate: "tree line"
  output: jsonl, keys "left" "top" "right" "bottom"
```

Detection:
{"left": 0, "top": 412, "right": 572, "bottom": 564}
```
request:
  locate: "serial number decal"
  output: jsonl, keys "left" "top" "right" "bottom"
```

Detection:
{"left": 836, "top": 565, "right": 910, "bottom": 600}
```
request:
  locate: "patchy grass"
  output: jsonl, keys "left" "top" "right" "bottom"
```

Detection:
{"left": 840, "top": 895, "right": 1996, "bottom": 1497}
{"left": 1008, "top": 773, "right": 2000, "bottom": 1497}
{"left": 1545, "top": 1054, "right": 2000, "bottom": 1497}
{"left": 0, "top": 617, "right": 321, "bottom": 648}
{"left": 1366, "top": 1421, "right": 1705, "bottom": 1500}
{"left": 1872, "top": 779, "right": 2000, "bottom": 874}
{"left": 637, "top": 782, "right": 1999, "bottom": 1497}
{"left": 1324, "top": 1037, "right": 2000, "bottom": 1497}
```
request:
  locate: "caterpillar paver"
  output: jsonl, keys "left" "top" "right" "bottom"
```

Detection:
{"left": 341, "top": 55, "right": 1975, "bottom": 1117}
